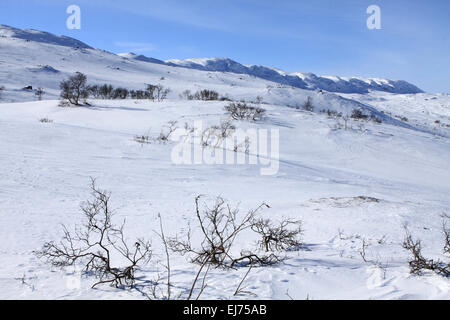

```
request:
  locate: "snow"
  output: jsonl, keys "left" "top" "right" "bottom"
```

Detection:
{"left": 0, "top": 24, "right": 92, "bottom": 49}
{"left": 0, "top": 25, "right": 449, "bottom": 300}
{"left": 163, "top": 57, "right": 423, "bottom": 94}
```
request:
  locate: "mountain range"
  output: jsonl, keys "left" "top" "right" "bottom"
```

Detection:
{"left": 1, "top": 24, "right": 422, "bottom": 94}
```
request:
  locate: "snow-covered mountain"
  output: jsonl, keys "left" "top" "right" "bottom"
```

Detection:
{"left": 0, "top": 24, "right": 91, "bottom": 49}
{"left": 164, "top": 57, "right": 423, "bottom": 94}
{"left": 0, "top": 24, "right": 422, "bottom": 95}
{"left": 117, "top": 52, "right": 166, "bottom": 65}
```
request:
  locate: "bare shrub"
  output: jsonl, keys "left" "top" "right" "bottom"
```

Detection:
{"left": 39, "top": 118, "right": 53, "bottom": 123}
{"left": 402, "top": 226, "right": 449, "bottom": 277}
{"left": 351, "top": 109, "right": 368, "bottom": 120}
{"left": 156, "top": 84, "right": 170, "bottom": 101}
{"left": 303, "top": 96, "right": 314, "bottom": 112}
{"left": 35, "top": 179, "right": 152, "bottom": 288}
{"left": 87, "top": 85, "right": 100, "bottom": 98}
{"left": 331, "top": 115, "right": 373, "bottom": 132}
{"left": 181, "top": 89, "right": 194, "bottom": 100}
{"left": 229, "top": 252, "right": 281, "bottom": 268}
{"left": 88, "top": 84, "right": 130, "bottom": 100}
{"left": 99, "top": 84, "right": 114, "bottom": 99}
{"left": 215, "top": 120, "right": 235, "bottom": 139}
{"left": 130, "top": 89, "right": 146, "bottom": 99}
{"left": 169, "top": 196, "right": 279, "bottom": 269}
{"left": 145, "top": 84, "right": 156, "bottom": 100}
{"left": 358, "top": 238, "right": 370, "bottom": 262}
{"left": 157, "top": 120, "right": 178, "bottom": 143}
{"left": 325, "top": 109, "right": 342, "bottom": 118}
{"left": 134, "top": 134, "right": 152, "bottom": 144}
{"left": 146, "top": 84, "right": 170, "bottom": 101}
{"left": 134, "top": 121, "right": 178, "bottom": 145}
{"left": 200, "top": 120, "right": 236, "bottom": 148}
{"left": 224, "top": 102, "right": 266, "bottom": 121}
{"left": 194, "top": 89, "right": 219, "bottom": 101}
{"left": 35, "top": 87, "right": 44, "bottom": 101}
{"left": 59, "top": 72, "right": 89, "bottom": 106}
{"left": 0, "top": 85, "right": 4, "bottom": 99}
{"left": 112, "top": 87, "right": 129, "bottom": 99}
{"left": 251, "top": 218, "right": 303, "bottom": 252}
{"left": 200, "top": 127, "right": 220, "bottom": 148}
{"left": 395, "top": 115, "right": 408, "bottom": 122}
{"left": 370, "top": 114, "right": 383, "bottom": 124}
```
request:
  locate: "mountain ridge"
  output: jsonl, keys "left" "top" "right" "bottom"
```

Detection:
{"left": 0, "top": 24, "right": 92, "bottom": 49}
{"left": 133, "top": 54, "right": 423, "bottom": 94}
{"left": 0, "top": 24, "right": 423, "bottom": 94}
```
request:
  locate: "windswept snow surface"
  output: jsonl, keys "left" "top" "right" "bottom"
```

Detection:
{"left": 0, "top": 25, "right": 449, "bottom": 300}
{"left": 1, "top": 98, "right": 449, "bottom": 300}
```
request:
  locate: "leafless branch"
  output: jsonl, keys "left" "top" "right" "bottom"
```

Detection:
{"left": 35, "top": 178, "right": 152, "bottom": 289}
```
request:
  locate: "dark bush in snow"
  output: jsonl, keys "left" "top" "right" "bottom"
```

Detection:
{"left": 324, "top": 109, "right": 342, "bottom": 118}
{"left": 39, "top": 117, "right": 53, "bottom": 123}
{"left": 145, "top": 84, "right": 156, "bottom": 100}
{"left": 88, "top": 84, "right": 131, "bottom": 100}
{"left": 370, "top": 114, "right": 383, "bottom": 124}
{"left": 130, "top": 90, "right": 146, "bottom": 99}
{"left": 194, "top": 89, "right": 219, "bottom": 101}
{"left": 35, "top": 87, "right": 44, "bottom": 101}
{"left": 224, "top": 102, "right": 266, "bottom": 121}
{"left": 99, "top": 84, "right": 114, "bottom": 99}
{"left": 145, "top": 84, "right": 170, "bottom": 101}
{"left": 181, "top": 89, "right": 194, "bottom": 100}
{"left": 0, "top": 85, "right": 4, "bottom": 99}
{"left": 156, "top": 84, "right": 170, "bottom": 102}
{"left": 87, "top": 84, "right": 100, "bottom": 98}
{"left": 351, "top": 109, "right": 368, "bottom": 120}
{"left": 303, "top": 96, "right": 314, "bottom": 112}
{"left": 112, "top": 87, "right": 129, "bottom": 99}
{"left": 59, "top": 72, "right": 89, "bottom": 106}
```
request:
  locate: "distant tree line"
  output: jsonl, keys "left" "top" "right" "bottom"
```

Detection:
{"left": 59, "top": 72, "right": 171, "bottom": 106}
{"left": 180, "top": 89, "right": 231, "bottom": 101}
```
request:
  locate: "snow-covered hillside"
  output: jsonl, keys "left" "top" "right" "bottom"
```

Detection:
{"left": 0, "top": 24, "right": 92, "bottom": 49}
{"left": 0, "top": 25, "right": 449, "bottom": 300}
{"left": 0, "top": 24, "right": 422, "bottom": 101}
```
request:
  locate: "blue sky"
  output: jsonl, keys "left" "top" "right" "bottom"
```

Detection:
{"left": 0, "top": 0, "right": 449, "bottom": 92}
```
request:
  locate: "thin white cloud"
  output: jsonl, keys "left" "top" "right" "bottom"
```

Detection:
{"left": 114, "top": 41, "right": 157, "bottom": 53}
